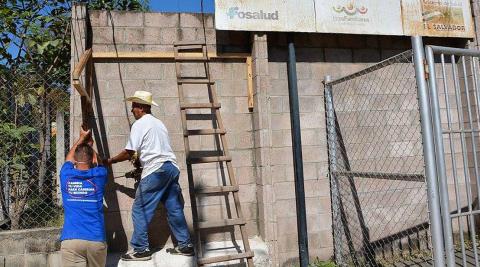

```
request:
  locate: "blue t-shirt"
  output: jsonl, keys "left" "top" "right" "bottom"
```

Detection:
{"left": 60, "top": 161, "right": 108, "bottom": 242}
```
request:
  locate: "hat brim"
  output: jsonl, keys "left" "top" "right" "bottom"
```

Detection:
{"left": 125, "top": 97, "right": 159, "bottom": 107}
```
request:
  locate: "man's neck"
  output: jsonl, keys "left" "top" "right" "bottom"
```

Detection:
{"left": 75, "top": 163, "right": 91, "bottom": 170}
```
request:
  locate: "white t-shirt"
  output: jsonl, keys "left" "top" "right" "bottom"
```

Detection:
{"left": 125, "top": 114, "right": 178, "bottom": 179}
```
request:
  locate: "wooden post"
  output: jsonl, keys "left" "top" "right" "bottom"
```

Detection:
{"left": 246, "top": 56, "right": 254, "bottom": 110}
{"left": 55, "top": 111, "right": 65, "bottom": 206}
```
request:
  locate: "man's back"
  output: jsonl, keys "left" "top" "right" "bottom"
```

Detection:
{"left": 60, "top": 162, "right": 107, "bottom": 242}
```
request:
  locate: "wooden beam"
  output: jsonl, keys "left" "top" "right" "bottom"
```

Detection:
{"left": 92, "top": 51, "right": 250, "bottom": 60}
{"left": 72, "top": 80, "right": 92, "bottom": 104}
{"left": 72, "top": 48, "right": 92, "bottom": 79}
{"left": 246, "top": 56, "right": 254, "bottom": 110}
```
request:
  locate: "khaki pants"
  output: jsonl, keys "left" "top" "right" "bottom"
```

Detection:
{"left": 61, "top": 239, "right": 107, "bottom": 267}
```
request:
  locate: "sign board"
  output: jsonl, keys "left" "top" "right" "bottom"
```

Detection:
{"left": 402, "top": 0, "right": 474, "bottom": 38}
{"left": 315, "top": 0, "right": 403, "bottom": 36}
{"left": 215, "top": 0, "right": 475, "bottom": 38}
{"left": 215, "top": 0, "right": 316, "bottom": 32}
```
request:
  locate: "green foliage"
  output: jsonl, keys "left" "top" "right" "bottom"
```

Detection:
{"left": 88, "top": 0, "right": 150, "bottom": 11}
{"left": 309, "top": 258, "right": 337, "bottom": 267}
{"left": 0, "top": 123, "right": 36, "bottom": 169}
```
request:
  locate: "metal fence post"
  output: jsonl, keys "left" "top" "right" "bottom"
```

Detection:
{"left": 425, "top": 46, "right": 455, "bottom": 266}
{"left": 324, "top": 75, "right": 344, "bottom": 266}
{"left": 411, "top": 36, "right": 445, "bottom": 267}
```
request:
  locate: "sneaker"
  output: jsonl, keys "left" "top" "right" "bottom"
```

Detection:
{"left": 168, "top": 244, "right": 195, "bottom": 256}
{"left": 121, "top": 250, "right": 152, "bottom": 261}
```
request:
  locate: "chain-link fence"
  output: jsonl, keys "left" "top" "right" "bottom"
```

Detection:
{"left": 325, "top": 51, "right": 432, "bottom": 266}
{"left": 0, "top": 69, "right": 70, "bottom": 232}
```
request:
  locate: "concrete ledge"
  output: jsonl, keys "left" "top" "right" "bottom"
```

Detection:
{"left": 111, "top": 237, "right": 270, "bottom": 267}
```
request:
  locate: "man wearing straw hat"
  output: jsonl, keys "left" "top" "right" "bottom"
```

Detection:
{"left": 106, "top": 91, "right": 194, "bottom": 261}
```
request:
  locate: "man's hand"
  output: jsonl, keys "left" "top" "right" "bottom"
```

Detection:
{"left": 79, "top": 128, "right": 91, "bottom": 144}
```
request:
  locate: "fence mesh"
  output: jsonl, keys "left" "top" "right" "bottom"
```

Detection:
{"left": 325, "top": 50, "right": 433, "bottom": 266}
{"left": 0, "top": 69, "right": 70, "bottom": 232}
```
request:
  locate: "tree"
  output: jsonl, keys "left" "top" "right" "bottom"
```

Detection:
{"left": 0, "top": 0, "right": 149, "bottom": 230}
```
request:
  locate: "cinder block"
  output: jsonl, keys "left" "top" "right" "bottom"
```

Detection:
{"left": 160, "top": 28, "right": 178, "bottom": 45}
{"left": 277, "top": 233, "right": 298, "bottom": 253}
{"left": 325, "top": 48, "right": 353, "bottom": 63}
{"left": 269, "top": 96, "right": 283, "bottom": 114}
{"left": 179, "top": 13, "right": 203, "bottom": 28}
{"left": 105, "top": 116, "right": 130, "bottom": 139}
{"left": 270, "top": 79, "right": 288, "bottom": 96}
{"left": 300, "top": 113, "right": 325, "bottom": 129}
{"left": 271, "top": 113, "right": 291, "bottom": 130}
{"left": 123, "top": 63, "right": 164, "bottom": 80}
{"left": 298, "top": 79, "right": 322, "bottom": 96}
{"left": 234, "top": 131, "right": 254, "bottom": 149}
{"left": 25, "top": 254, "right": 47, "bottom": 267}
{"left": 274, "top": 181, "right": 295, "bottom": 200}
{"left": 144, "top": 13, "right": 179, "bottom": 27}
{"left": 353, "top": 49, "right": 381, "bottom": 62}
{"left": 296, "top": 63, "right": 312, "bottom": 80}
{"left": 108, "top": 11, "right": 144, "bottom": 27}
{"left": 92, "top": 27, "right": 125, "bottom": 44}
{"left": 124, "top": 28, "right": 145, "bottom": 45}
{"left": 297, "top": 48, "right": 325, "bottom": 62}
{"left": 239, "top": 184, "right": 257, "bottom": 202}
{"left": 231, "top": 150, "right": 254, "bottom": 167}
{"left": 234, "top": 166, "right": 256, "bottom": 185}
{"left": 94, "top": 63, "right": 123, "bottom": 80}
{"left": 176, "top": 28, "right": 200, "bottom": 42}
{"left": 145, "top": 80, "right": 178, "bottom": 97}
{"left": 89, "top": 11, "right": 108, "bottom": 26}
{"left": 141, "top": 27, "right": 161, "bottom": 44}
{"left": 0, "top": 238, "right": 24, "bottom": 255}
{"left": 275, "top": 200, "right": 297, "bottom": 218}
{"left": 5, "top": 255, "right": 24, "bottom": 267}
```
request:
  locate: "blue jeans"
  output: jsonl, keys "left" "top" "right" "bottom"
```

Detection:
{"left": 130, "top": 161, "right": 192, "bottom": 251}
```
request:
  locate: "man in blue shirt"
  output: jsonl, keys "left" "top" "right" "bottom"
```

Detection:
{"left": 60, "top": 128, "right": 108, "bottom": 267}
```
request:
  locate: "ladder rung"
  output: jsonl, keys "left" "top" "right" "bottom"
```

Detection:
{"left": 195, "top": 185, "right": 239, "bottom": 195}
{"left": 175, "top": 57, "right": 209, "bottom": 62}
{"left": 185, "top": 129, "right": 226, "bottom": 136}
{"left": 197, "top": 218, "right": 245, "bottom": 229}
{"left": 178, "top": 79, "right": 214, "bottom": 84}
{"left": 198, "top": 251, "right": 254, "bottom": 265}
{"left": 174, "top": 40, "right": 206, "bottom": 46}
{"left": 180, "top": 103, "right": 221, "bottom": 109}
{"left": 188, "top": 156, "right": 232, "bottom": 164}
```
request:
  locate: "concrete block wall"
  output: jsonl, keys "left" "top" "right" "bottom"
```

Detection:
{"left": 70, "top": 5, "right": 474, "bottom": 266}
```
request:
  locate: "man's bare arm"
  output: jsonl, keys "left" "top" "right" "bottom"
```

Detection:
{"left": 106, "top": 149, "right": 135, "bottom": 165}
{"left": 65, "top": 128, "right": 91, "bottom": 162}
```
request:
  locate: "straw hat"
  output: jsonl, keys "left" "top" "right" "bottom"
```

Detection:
{"left": 124, "top": 91, "right": 159, "bottom": 106}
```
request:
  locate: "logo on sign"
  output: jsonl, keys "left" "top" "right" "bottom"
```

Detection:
{"left": 333, "top": 2, "right": 368, "bottom": 16}
{"left": 226, "top": 6, "right": 279, "bottom": 20}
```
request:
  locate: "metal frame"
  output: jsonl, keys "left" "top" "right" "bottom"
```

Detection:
{"left": 425, "top": 43, "right": 480, "bottom": 267}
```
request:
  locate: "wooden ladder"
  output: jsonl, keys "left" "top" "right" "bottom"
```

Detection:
{"left": 173, "top": 41, "right": 254, "bottom": 266}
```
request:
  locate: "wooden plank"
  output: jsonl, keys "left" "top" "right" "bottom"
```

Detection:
{"left": 198, "top": 251, "right": 254, "bottom": 265}
{"left": 246, "top": 56, "right": 254, "bottom": 109}
{"left": 178, "top": 78, "right": 214, "bottom": 84}
{"left": 180, "top": 102, "right": 221, "bottom": 109}
{"left": 174, "top": 40, "right": 206, "bottom": 46}
{"left": 72, "top": 80, "right": 90, "bottom": 99}
{"left": 196, "top": 218, "right": 245, "bottom": 229}
{"left": 187, "top": 156, "right": 232, "bottom": 164}
{"left": 185, "top": 129, "right": 226, "bottom": 136}
{"left": 195, "top": 185, "right": 239, "bottom": 194}
{"left": 72, "top": 48, "right": 92, "bottom": 79}
{"left": 93, "top": 51, "right": 250, "bottom": 60}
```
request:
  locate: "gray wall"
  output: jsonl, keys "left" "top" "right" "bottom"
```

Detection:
{"left": 70, "top": 5, "right": 471, "bottom": 266}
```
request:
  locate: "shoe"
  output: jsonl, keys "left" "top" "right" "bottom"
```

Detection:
{"left": 169, "top": 244, "right": 195, "bottom": 256}
{"left": 121, "top": 249, "right": 152, "bottom": 261}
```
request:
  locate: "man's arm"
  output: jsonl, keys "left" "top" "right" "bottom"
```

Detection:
{"left": 106, "top": 149, "right": 135, "bottom": 165}
{"left": 65, "top": 128, "right": 91, "bottom": 162}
